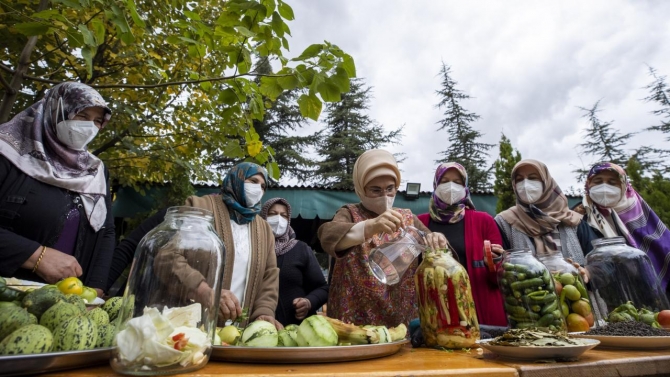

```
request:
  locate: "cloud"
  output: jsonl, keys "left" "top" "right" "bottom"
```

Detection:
{"left": 282, "top": 0, "right": 670, "bottom": 193}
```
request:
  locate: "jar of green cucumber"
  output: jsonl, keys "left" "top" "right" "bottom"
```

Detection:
{"left": 497, "top": 249, "right": 567, "bottom": 331}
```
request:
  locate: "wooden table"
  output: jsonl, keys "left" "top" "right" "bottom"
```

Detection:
{"left": 39, "top": 345, "right": 670, "bottom": 377}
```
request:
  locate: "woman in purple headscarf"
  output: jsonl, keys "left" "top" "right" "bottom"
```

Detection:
{"left": 417, "top": 162, "right": 507, "bottom": 326}
{"left": 583, "top": 162, "right": 670, "bottom": 297}
{"left": 260, "top": 198, "right": 329, "bottom": 326}
{"left": 0, "top": 82, "right": 114, "bottom": 296}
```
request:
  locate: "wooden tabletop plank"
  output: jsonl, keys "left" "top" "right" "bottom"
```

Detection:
{"left": 39, "top": 347, "right": 518, "bottom": 377}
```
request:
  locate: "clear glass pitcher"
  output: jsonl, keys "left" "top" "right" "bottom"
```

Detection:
{"left": 110, "top": 206, "right": 225, "bottom": 376}
{"left": 368, "top": 225, "right": 428, "bottom": 285}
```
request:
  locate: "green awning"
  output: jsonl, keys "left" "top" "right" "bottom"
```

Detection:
{"left": 112, "top": 185, "right": 582, "bottom": 219}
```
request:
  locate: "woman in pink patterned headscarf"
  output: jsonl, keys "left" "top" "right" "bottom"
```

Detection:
{"left": 417, "top": 162, "right": 507, "bottom": 326}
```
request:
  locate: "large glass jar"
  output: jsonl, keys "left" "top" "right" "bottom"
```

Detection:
{"left": 415, "top": 249, "right": 480, "bottom": 348}
{"left": 537, "top": 254, "right": 594, "bottom": 332}
{"left": 368, "top": 225, "right": 427, "bottom": 285}
{"left": 110, "top": 207, "right": 225, "bottom": 376}
{"left": 498, "top": 249, "right": 567, "bottom": 331}
{"left": 586, "top": 237, "right": 669, "bottom": 323}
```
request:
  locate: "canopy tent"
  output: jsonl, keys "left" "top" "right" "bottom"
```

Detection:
{"left": 112, "top": 184, "right": 582, "bottom": 219}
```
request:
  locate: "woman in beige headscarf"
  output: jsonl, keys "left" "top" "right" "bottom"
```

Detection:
{"left": 318, "top": 149, "right": 447, "bottom": 328}
{"left": 495, "top": 159, "right": 598, "bottom": 274}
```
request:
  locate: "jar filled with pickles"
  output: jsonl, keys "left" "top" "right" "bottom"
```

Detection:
{"left": 537, "top": 253, "right": 594, "bottom": 332}
{"left": 497, "top": 249, "right": 567, "bottom": 331}
{"left": 586, "top": 237, "right": 670, "bottom": 323}
{"left": 415, "top": 248, "right": 480, "bottom": 348}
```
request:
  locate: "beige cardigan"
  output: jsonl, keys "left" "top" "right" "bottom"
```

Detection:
{"left": 184, "top": 194, "right": 279, "bottom": 325}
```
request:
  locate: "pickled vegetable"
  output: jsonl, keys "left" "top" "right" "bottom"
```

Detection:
{"left": 415, "top": 249, "right": 480, "bottom": 349}
{"left": 497, "top": 250, "right": 567, "bottom": 332}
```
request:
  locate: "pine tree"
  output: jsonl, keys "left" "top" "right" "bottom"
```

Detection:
{"left": 213, "top": 58, "right": 318, "bottom": 181}
{"left": 314, "top": 78, "right": 403, "bottom": 189}
{"left": 574, "top": 100, "right": 634, "bottom": 181}
{"left": 627, "top": 156, "right": 670, "bottom": 226}
{"left": 645, "top": 67, "right": 670, "bottom": 138}
{"left": 493, "top": 133, "right": 522, "bottom": 213}
{"left": 434, "top": 63, "right": 494, "bottom": 192}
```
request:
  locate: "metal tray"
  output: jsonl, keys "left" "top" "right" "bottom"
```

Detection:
{"left": 210, "top": 339, "right": 409, "bottom": 364}
{"left": 0, "top": 347, "right": 112, "bottom": 376}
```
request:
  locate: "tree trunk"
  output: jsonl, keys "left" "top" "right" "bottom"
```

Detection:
{"left": 0, "top": 0, "right": 50, "bottom": 123}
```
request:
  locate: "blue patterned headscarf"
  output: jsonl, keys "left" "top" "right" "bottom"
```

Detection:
{"left": 429, "top": 162, "right": 475, "bottom": 224}
{"left": 221, "top": 162, "right": 268, "bottom": 224}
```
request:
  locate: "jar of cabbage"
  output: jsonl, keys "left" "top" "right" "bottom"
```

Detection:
{"left": 498, "top": 249, "right": 567, "bottom": 331}
{"left": 110, "top": 207, "right": 225, "bottom": 375}
{"left": 537, "top": 253, "right": 594, "bottom": 332}
{"left": 586, "top": 237, "right": 669, "bottom": 324}
{"left": 415, "top": 248, "right": 480, "bottom": 348}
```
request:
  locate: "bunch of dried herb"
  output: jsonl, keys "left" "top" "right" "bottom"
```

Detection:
{"left": 489, "top": 328, "right": 582, "bottom": 347}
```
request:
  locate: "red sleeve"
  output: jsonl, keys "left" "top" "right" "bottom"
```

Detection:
{"left": 416, "top": 213, "right": 430, "bottom": 227}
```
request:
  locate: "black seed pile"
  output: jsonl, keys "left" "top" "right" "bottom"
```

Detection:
{"left": 583, "top": 321, "right": 670, "bottom": 337}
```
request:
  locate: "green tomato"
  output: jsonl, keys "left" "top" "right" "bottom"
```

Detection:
{"left": 559, "top": 273, "right": 576, "bottom": 286}
{"left": 562, "top": 284, "right": 581, "bottom": 301}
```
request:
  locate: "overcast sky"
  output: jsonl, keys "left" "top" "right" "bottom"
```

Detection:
{"left": 279, "top": 0, "right": 670, "bottom": 194}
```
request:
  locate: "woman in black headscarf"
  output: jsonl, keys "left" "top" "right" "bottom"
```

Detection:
{"left": 0, "top": 82, "right": 114, "bottom": 295}
{"left": 261, "top": 198, "right": 329, "bottom": 326}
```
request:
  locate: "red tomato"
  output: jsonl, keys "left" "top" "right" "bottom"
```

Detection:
{"left": 658, "top": 310, "right": 670, "bottom": 329}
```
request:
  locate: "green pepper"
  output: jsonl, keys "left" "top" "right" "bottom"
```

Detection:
{"left": 504, "top": 303, "right": 528, "bottom": 316}
{"left": 505, "top": 296, "right": 519, "bottom": 306}
{"left": 541, "top": 300, "right": 558, "bottom": 315}
{"left": 510, "top": 311, "right": 540, "bottom": 321}
{"left": 574, "top": 279, "right": 589, "bottom": 300}
{"left": 511, "top": 278, "right": 544, "bottom": 291}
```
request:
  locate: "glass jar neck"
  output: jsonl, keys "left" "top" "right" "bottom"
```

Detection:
{"left": 165, "top": 206, "right": 215, "bottom": 226}
{"left": 591, "top": 236, "right": 626, "bottom": 248}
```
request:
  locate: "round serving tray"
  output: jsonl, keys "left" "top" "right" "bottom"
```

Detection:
{"left": 210, "top": 339, "right": 409, "bottom": 364}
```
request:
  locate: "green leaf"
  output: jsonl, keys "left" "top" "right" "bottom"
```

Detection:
{"left": 200, "top": 81, "right": 212, "bottom": 91}
{"left": 65, "top": 27, "right": 85, "bottom": 47}
{"left": 342, "top": 54, "right": 356, "bottom": 77}
{"left": 261, "top": 0, "right": 276, "bottom": 12}
{"left": 32, "top": 9, "right": 61, "bottom": 20}
{"left": 294, "top": 43, "right": 323, "bottom": 60}
{"left": 90, "top": 19, "right": 106, "bottom": 45}
{"left": 78, "top": 24, "right": 97, "bottom": 47}
{"left": 271, "top": 12, "right": 284, "bottom": 37}
{"left": 277, "top": 74, "right": 299, "bottom": 90}
{"left": 278, "top": 2, "right": 295, "bottom": 20}
{"left": 331, "top": 67, "right": 350, "bottom": 92}
{"left": 166, "top": 35, "right": 181, "bottom": 45}
{"left": 317, "top": 82, "right": 341, "bottom": 102}
{"left": 183, "top": 10, "right": 201, "bottom": 21}
{"left": 259, "top": 77, "right": 284, "bottom": 100}
{"left": 126, "top": 0, "right": 147, "bottom": 27}
{"left": 223, "top": 140, "right": 245, "bottom": 158}
{"left": 120, "top": 32, "right": 135, "bottom": 44}
{"left": 52, "top": 0, "right": 82, "bottom": 10}
{"left": 266, "top": 161, "right": 280, "bottom": 180}
{"left": 81, "top": 46, "right": 94, "bottom": 78}
{"left": 236, "top": 26, "right": 255, "bottom": 38}
{"left": 219, "top": 88, "right": 240, "bottom": 105}
{"left": 13, "top": 22, "right": 49, "bottom": 36}
{"left": 298, "top": 93, "right": 322, "bottom": 121}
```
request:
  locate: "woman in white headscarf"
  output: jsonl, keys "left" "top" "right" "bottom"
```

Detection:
{"left": 0, "top": 82, "right": 114, "bottom": 295}
{"left": 317, "top": 149, "right": 447, "bottom": 328}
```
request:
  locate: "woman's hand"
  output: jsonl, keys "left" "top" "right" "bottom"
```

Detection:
{"left": 293, "top": 297, "right": 311, "bottom": 320}
{"left": 218, "top": 289, "right": 243, "bottom": 322}
{"left": 566, "top": 258, "right": 589, "bottom": 284}
{"left": 23, "top": 246, "right": 82, "bottom": 283}
{"left": 194, "top": 281, "right": 214, "bottom": 308}
{"left": 425, "top": 232, "right": 448, "bottom": 251}
{"left": 490, "top": 243, "right": 504, "bottom": 257}
{"left": 256, "top": 315, "right": 284, "bottom": 331}
{"left": 364, "top": 209, "right": 404, "bottom": 238}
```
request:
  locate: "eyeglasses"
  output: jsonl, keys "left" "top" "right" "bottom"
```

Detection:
{"left": 367, "top": 186, "right": 398, "bottom": 197}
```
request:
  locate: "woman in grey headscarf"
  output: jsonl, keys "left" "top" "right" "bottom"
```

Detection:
{"left": 0, "top": 82, "right": 115, "bottom": 296}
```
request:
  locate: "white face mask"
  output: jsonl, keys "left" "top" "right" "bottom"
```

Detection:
{"left": 361, "top": 194, "right": 395, "bottom": 215}
{"left": 516, "top": 179, "right": 544, "bottom": 204}
{"left": 435, "top": 182, "right": 466, "bottom": 205}
{"left": 55, "top": 98, "right": 98, "bottom": 151}
{"left": 266, "top": 215, "right": 288, "bottom": 236}
{"left": 589, "top": 183, "right": 622, "bottom": 208}
{"left": 244, "top": 182, "right": 264, "bottom": 207}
